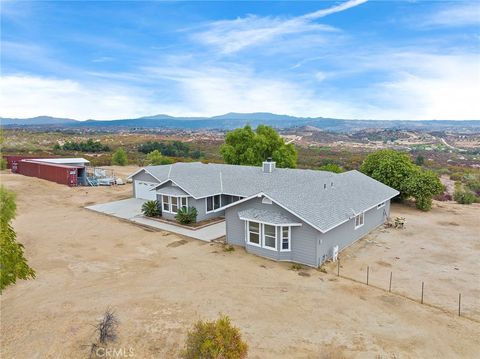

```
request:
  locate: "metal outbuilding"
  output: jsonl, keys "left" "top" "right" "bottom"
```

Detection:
{"left": 14, "top": 158, "right": 90, "bottom": 186}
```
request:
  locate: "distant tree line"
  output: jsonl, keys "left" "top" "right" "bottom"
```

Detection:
{"left": 138, "top": 141, "right": 202, "bottom": 159}
{"left": 54, "top": 139, "right": 110, "bottom": 152}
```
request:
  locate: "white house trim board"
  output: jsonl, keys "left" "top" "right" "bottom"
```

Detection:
{"left": 152, "top": 179, "right": 193, "bottom": 197}
{"left": 238, "top": 216, "right": 302, "bottom": 227}
{"left": 127, "top": 168, "right": 162, "bottom": 181}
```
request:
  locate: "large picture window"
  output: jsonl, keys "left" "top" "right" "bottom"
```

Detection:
{"left": 355, "top": 212, "right": 364, "bottom": 229}
{"left": 263, "top": 224, "right": 276, "bottom": 250}
{"left": 248, "top": 222, "right": 260, "bottom": 246}
{"left": 206, "top": 195, "right": 221, "bottom": 213}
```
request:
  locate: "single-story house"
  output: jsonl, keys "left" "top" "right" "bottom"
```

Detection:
{"left": 128, "top": 161, "right": 399, "bottom": 267}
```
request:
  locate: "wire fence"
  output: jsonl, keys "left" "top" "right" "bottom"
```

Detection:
{"left": 335, "top": 258, "right": 479, "bottom": 322}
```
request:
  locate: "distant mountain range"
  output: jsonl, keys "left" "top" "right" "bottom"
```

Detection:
{"left": 2, "top": 112, "right": 479, "bottom": 132}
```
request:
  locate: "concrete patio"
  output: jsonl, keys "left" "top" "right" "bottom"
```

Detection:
{"left": 85, "top": 198, "right": 226, "bottom": 241}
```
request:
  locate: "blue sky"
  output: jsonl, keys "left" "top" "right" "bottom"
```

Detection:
{"left": 1, "top": 0, "right": 479, "bottom": 120}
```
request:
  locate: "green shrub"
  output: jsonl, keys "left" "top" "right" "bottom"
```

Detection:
{"left": 290, "top": 263, "right": 303, "bottom": 271}
{"left": 141, "top": 200, "right": 161, "bottom": 217}
{"left": 145, "top": 150, "right": 173, "bottom": 166}
{"left": 175, "top": 207, "right": 198, "bottom": 225}
{"left": 181, "top": 315, "right": 248, "bottom": 359}
{"left": 453, "top": 191, "right": 476, "bottom": 205}
{"left": 318, "top": 163, "right": 343, "bottom": 173}
{"left": 0, "top": 157, "right": 6, "bottom": 170}
{"left": 1, "top": 186, "right": 35, "bottom": 291}
{"left": 223, "top": 244, "right": 235, "bottom": 252}
{"left": 449, "top": 172, "right": 464, "bottom": 181}
{"left": 111, "top": 148, "right": 128, "bottom": 166}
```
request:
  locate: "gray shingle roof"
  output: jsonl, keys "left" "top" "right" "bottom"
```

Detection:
{"left": 135, "top": 162, "right": 399, "bottom": 233}
{"left": 238, "top": 208, "right": 302, "bottom": 225}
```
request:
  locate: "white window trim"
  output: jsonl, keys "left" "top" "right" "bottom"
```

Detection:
{"left": 377, "top": 202, "right": 386, "bottom": 209}
{"left": 162, "top": 195, "right": 188, "bottom": 214}
{"left": 244, "top": 220, "right": 294, "bottom": 252}
{"left": 262, "top": 223, "right": 277, "bottom": 251}
{"left": 280, "top": 226, "right": 291, "bottom": 252}
{"left": 205, "top": 194, "right": 221, "bottom": 214}
{"left": 354, "top": 212, "right": 364, "bottom": 229}
{"left": 246, "top": 221, "right": 262, "bottom": 247}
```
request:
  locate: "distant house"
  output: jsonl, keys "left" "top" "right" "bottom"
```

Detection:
{"left": 128, "top": 161, "right": 398, "bottom": 267}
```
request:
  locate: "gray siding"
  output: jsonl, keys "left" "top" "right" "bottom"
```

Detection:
{"left": 316, "top": 201, "right": 390, "bottom": 265}
{"left": 189, "top": 197, "right": 224, "bottom": 222}
{"left": 225, "top": 196, "right": 318, "bottom": 267}
{"left": 226, "top": 197, "right": 390, "bottom": 267}
{"left": 132, "top": 171, "right": 159, "bottom": 197}
{"left": 154, "top": 183, "right": 225, "bottom": 222}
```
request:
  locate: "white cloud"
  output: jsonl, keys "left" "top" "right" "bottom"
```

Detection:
{"left": 0, "top": 75, "right": 180, "bottom": 120}
{"left": 194, "top": 0, "right": 367, "bottom": 54}
{"left": 368, "top": 53, "right": 480, "bottom": 120}
{"left": 2, "top": 51, "right": 479, "bottom": 121}
{"left": 422, "top": 2, "right": 480, "bottom": 28}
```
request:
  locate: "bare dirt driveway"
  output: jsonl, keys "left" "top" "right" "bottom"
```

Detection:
{"left": 1, "top": 169, "right": 479, "bottom": 358}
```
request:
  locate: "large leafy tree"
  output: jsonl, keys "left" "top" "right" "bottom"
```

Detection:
{"left": 360, "top": 150, "right": 416, "bottom": 199}
{"left": 0, "top": 186, "right": 35, "bottom": 291}
{"left": 220, "top": 125, "right": 297, "bottom": 168}
{"left": 360, "top": 149, "right": 444, "bottom": 211}
{"left": 405, "top": 169, "right": 444, "bottom": 211}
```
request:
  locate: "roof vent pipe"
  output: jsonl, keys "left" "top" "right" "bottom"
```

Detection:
{"left": 262, "top": 159, "right": 276, "bottom": 173}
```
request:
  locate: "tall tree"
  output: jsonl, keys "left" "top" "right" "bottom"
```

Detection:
{"left": 220, "top": 125, "right": 297, "bottom": 168}
{"left": 0, "top": 186, "right": 35, "bottom": 291}
{"left": 360, "top": 150, "right": 416, "bottom": 199}
{"left": 361, "top": 149, "right": 443, "bottom": 211}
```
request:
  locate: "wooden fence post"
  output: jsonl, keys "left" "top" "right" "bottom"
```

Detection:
{"left": 337, "top": 258, "right": 340, "bottom": 277}
{"left": 421, "top": 281, "right": 424, "bottom": 304}
{"left": 458, "top": 293, "right": 461, "bottom": 316}
{"left": 366, "top": 266, "right": 369, "bottom": 285}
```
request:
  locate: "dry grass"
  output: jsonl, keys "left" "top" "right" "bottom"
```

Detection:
{"left": 1, "top": 170, "right": 479, "bottom": 358}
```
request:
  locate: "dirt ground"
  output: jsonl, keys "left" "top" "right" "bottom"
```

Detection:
{"left": 1, "top": 168, "right": 479, "bottom": 359}
{"left": 327, "top": 202, "right": 480, "bottom": 320}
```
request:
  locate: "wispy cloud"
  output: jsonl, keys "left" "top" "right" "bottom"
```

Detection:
{"left": 418, "top": 2, "right": 480, "bottom": 28}
{"left": 0, "top": 74, "right": 182, "bottom": 120}
{"left": 194, "top": 0, "right": 367, "bottom": 54}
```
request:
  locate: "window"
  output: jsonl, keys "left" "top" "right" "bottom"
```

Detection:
{"left": 355, "top": 212, "right": 364, "bottom": 229}
{"left": 263, "top": 224, "right": 276, "bottom": 250}
{"left": 171, "top": 197, "right": 178, "bottom": 213}
{"left": 180, "top": 197, "right": 187, "bottom": 209}
{"left": 245, "top": 221, "right": 293, "bottom": 251}
{"left": 377, "top": 202, "right": 386, "bottom": 209}
{"left": 206, "top": 195, "right": 221, "bottom": 213}
{"left": 248, "top": 222, "right": 260, "bottom": 246}
{"left": 281, "top": 226, "right": 291, "bottom": 251}
{"left": 162, "top": 195, "right": 170, "bottom": 212}
{"left": 162, "top": 196, "right": 188, "bottom": 213}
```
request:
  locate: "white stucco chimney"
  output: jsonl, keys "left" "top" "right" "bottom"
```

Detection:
{"left": 262, "top": 158, "right": 276, "bottom": 173}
